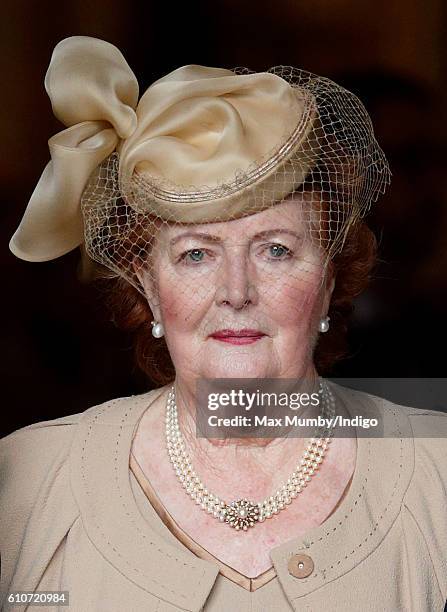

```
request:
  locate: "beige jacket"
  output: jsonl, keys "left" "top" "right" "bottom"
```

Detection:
{"left": 1, "top": 382, "right": 446, "bottom": 611}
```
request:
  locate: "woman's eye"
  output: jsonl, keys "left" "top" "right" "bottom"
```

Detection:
{"left": 179, "top": 248, "right": 207, "bottom": 264}
{"left": 266, "top": 244, "right": 292, "bottom": 259}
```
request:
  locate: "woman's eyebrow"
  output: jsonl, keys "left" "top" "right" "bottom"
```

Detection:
{"left": 251, "top": 229, "right": 302, "bottom": 241}
{"left": 169, "top": 228, "right": 302, "bottom": 246}
{"left": 169, "top": 232, "right": 221, "bottom": 246}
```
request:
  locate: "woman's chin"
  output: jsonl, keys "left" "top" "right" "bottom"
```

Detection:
{"left": 200, "top": 354, "right": 276, "bottom": 379}
{"left": 202, "top": 367, "right": 273, "bottom": 379}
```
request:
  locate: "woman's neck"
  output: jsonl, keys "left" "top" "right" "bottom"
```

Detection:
{"left": 171, "top": 365, "right": 322, "bottom": 481}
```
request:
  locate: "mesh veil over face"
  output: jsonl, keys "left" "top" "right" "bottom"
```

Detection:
{"left": 81, "top": 66, "right": 390, "bottom": 326}
{"left": 8, "top": 38, "right": 390, "bottom": 381}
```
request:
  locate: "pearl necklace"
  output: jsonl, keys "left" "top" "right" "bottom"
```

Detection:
{"left": 165, "top": 380, "right": 336, "bottom": 531}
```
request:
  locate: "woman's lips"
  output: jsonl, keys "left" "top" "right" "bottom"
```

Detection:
{"left": 209, "top": 329, "right": 266, "bottom": 345}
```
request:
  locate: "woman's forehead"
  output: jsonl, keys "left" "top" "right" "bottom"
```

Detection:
{"left": 159, "top": 196, "right": 312, "bottom": 241}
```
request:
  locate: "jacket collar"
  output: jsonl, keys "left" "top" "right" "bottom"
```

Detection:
{"left": 70, "top": 382, "right": 414, "bottom": 612}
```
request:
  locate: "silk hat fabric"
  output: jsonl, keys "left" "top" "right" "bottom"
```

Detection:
{"left": 9, "top": 36, "right": 390, "bottom": 294}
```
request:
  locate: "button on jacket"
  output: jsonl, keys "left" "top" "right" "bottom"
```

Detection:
{"left": 1, "top": 382, "right": 446, "bottom": 611}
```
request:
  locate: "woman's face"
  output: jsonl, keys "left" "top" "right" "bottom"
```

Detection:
{"left": 137, "top": 195, "right": 335, "bottom": 381}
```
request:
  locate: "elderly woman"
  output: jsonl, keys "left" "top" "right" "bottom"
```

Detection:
{"left": 1, "top": 36, "right": 446, "bottom": 612}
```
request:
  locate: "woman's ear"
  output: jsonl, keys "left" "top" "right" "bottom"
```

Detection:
{"left": 133, "top": 260, "right": 162, "bottom": 321}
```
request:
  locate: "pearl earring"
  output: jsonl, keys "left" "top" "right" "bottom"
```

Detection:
{"left": 318, "top": 316, "right": 330, "bottom": 333}
{"left": 151, "top": 320, "right": 165, "bottom": 338}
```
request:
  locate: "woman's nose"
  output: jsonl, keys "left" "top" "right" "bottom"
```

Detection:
{"left": 215, "top": 251, "right": 258, "bottom": 309}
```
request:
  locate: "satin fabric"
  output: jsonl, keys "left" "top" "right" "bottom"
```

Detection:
{"left": 9, "top": 36, "right": 315, "bottom": 262}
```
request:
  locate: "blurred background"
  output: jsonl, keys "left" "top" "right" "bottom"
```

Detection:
{"left": 2, "top": 0, "right": 447, "bottom": 434}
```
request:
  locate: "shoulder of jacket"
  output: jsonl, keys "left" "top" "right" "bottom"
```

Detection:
{"left": 0, "top": 387, "right": 165, "bottom": 473}
{"left": 330, "top": 383, "right": 446, "bottom": 471}
{"left": 377, "top": 399, "right": 447, "bottom": 435}
{"left": 2, "top": 386, "right": 163, "bottom": 437}
{"left": 405, "top": 405, "right": 447, "bottom": 430}
{"left": 398, "top": 403, "right": 447, "bottom": 524}
{"left": 406, "top": 407, "right": 447, "bottom": 473}
{"left": 391, "top": 403, "right": 447, "bottom": 462}
{"left": 330, "top": 381, "right": 446, "bottom": 429}
{"left": 74, "top": 386, "right": 167, "bottom": 426}
{"left": 361, "top": 393, "right": 447, "bottom": 452}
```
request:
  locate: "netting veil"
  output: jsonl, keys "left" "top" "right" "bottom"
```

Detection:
{"left": 9, "top": 37, "right": 391, "bottom": 363}
{"left": 80, "top": 65, "right": 390, "bottom": 298}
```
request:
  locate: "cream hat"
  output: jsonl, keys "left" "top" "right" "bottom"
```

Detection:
{"left": 8, "top": 35, "right": 391, "bottom": 294}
